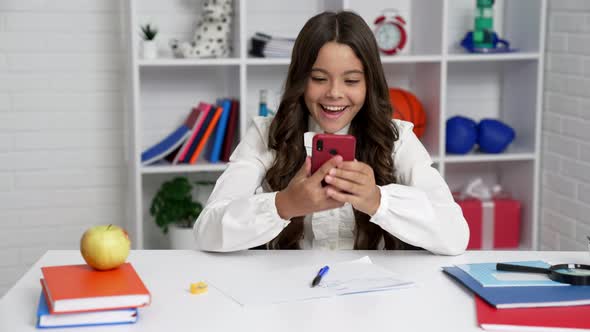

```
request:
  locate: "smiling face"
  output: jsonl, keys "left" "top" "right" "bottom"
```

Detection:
{"left": 304, "top": 42, "right": 366, "bottom": 134}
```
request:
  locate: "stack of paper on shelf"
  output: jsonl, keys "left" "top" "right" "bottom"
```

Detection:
{"left": 37, "top": 263, "right": 151, "bottom": 328}
{"left": 249, "top": 32, "right": 295, "bottom": 58}
{"left": 443, "top": 260, "right": 590, "bottom": 331}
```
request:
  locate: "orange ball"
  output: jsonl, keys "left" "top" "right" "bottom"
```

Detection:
{"left": 389, "top": 88, "right": 426, "bottom": 138}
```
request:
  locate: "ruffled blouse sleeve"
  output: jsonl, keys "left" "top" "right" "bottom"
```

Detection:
{"left": 193, "top": 117, "right": 290, "bottom": 252}
{"left": 369, "top": 121, "right": 470, "bottom": 255}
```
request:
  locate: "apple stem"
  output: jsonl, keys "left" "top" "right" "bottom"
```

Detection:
{"left": 107, "top": 224, "right": 112, "bottom": 230}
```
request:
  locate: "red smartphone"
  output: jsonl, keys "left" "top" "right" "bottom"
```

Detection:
{"left": 311, "top": 134, "right": 356, "bottom": 174}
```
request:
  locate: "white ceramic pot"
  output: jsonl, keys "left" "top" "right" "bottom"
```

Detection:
{"left": 141, "top": 40, "right": 158, "bottom": 59}
{"left": 168, "top": 224, "right": 196, "bottom": 250}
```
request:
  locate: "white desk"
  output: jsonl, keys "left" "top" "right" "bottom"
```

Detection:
{"left": 1, "top": 250, "right": 588, "bottom": 332}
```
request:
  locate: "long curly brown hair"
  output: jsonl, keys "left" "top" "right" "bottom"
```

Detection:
{"left": 263, "top": 11, "right": 415, "bottom": 250}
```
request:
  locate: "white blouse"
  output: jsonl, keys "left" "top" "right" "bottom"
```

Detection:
{"left": 193, "top": 116, "right": 469, "bottom": 255}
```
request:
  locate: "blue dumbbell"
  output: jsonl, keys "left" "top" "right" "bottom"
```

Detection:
{"left": 446, "top": 116, "right": 477, "bottom": 154}
{"left": 477, "top": 119, "right": 515, "bottom": 153}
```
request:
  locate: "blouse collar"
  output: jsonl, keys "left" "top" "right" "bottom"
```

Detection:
{"left": 307, "top": 116, "right": 351, "bottom": 135}
{"left": 304, "top": 116, "right": 351, "bottom": 157}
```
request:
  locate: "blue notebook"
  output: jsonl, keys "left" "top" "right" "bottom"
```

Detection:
{"left": 208, "top": 99, "right": 232, "bottom": 163}
{"left": 36, "top": 292, "right": 138, "bottom": 328}
{"left": 456, "top": 261, "right": 566, "bottom": 287}
{"left": 443, "top": 266, "right": 590, "bottom": 309}
{"left": 141, "top": 124, "right": 191, "bottom": 165}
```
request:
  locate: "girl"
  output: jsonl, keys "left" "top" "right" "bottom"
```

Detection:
{"left": 193, "top": 11, "right": 469, "bottom": 254}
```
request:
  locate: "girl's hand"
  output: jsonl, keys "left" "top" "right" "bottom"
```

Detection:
{"left": 275, "top": 156, "right": 344, "bottom": 220}
{"left": 323, "top": 160, "right": 381, "bottom": 216}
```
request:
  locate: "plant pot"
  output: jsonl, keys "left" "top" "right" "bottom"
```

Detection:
{"left": 141, "top": 40, "right": 158, "bottom": 59}
{"left": 168, "top": 224, "right": 196, "bottom": 250}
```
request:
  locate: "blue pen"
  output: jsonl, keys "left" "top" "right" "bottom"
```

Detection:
{"left": 311, "top": 265, "right": 330, "bottom": 287}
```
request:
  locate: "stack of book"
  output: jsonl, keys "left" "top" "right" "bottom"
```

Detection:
{"left": 249, "top": 32, "right": 295, "bottom": 58}
{"left": 37, "top": 263, "right": 151, "bottom": 329}
{"left": 141, "top": 98, "right": 240, "bottom": 166}
{"left": 443, "top": 261, "right": 590, "bottom": 331}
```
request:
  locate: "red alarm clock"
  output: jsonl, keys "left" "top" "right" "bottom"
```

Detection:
{"left": 374, "top": 9, "right": 407, "bottom": 55}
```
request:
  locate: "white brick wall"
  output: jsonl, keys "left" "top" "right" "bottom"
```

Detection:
{"left": 541, "top": 0, "right": 590, "bottom": 251}
{"left": 0, "top": 0, "right": 126, "bottom": 297}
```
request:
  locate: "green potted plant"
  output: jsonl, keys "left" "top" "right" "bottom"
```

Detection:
{"left": 150, "top": 177, "right": 211, "bottom": 249}
{"left": 139, "top": 23, "right": 158, "bottom": 59}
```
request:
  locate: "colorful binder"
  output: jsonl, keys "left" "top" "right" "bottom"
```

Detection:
{"left": 208, "top": 99, "right": 232, "bottom": 163}
{"left": 221, "top": 99, "right": 239, "bottom": 162}
{"left": 181, "top": 104, "right": 216, "bottom": 163}
{"left": 175, "top": 102, "right": 212, "bottom": 164}
{"left": 188, "top": 106, "right": 223, "bottom": 164}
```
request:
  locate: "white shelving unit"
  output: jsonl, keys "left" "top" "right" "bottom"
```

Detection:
{"left": 123, "top": 0, "right": 546, "bottom": 250}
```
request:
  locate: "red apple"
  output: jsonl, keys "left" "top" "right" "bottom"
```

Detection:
{"left": 80, "top": 224, "right": 131, "bottom": 270}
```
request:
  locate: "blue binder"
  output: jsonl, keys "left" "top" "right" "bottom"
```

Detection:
{"left": 443, "top": 266, "right": 590, "bottom": 309}
{"left": 208, "top": 99, "right": 232, "bottom": 163}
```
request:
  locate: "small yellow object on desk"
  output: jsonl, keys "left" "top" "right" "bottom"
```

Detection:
{"left": 190, "top": 281, "right": 208, "bottom": 295}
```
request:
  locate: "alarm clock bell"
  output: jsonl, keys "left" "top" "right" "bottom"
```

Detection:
{"left": 374, "top": 9, "right": 407, "bottom": 55}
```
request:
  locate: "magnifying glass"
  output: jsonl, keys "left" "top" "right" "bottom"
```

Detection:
{"left": 496, "top": 263, "right": 590, "bottom": 285}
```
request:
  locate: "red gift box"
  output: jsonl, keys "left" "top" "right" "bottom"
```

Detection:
{"left": 455, "top": 197, "right": 521, "bottom": 249}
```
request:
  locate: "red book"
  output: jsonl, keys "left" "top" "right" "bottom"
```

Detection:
{"left": 168, "top": 106, "right": 203, "bottom": 163}
{"left": 175, "top": 102, "right": 212, "bottom": 164}
{"left": 221, "top": 99, "right": 239, "bottom": 162}
{"left": 40, "top": 263, "right": 151, "bottom": 314}
{"left": 476, "top": 295, "right": 590, "bottom": 331}
{"left": 188, "top": 105, "right": 223, "bottom": 164}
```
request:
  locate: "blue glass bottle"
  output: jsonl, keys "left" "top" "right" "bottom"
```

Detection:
{"left": 259, "top": 89, "right": 268, "bottom": 117}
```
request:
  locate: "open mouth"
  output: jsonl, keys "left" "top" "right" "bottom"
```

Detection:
{"left": 320, "top": 104, "right": 348, "bottom": 114}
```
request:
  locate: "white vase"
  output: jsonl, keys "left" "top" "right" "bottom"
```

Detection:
{"left": 168, "top": 224, "right": 196, "bottom": 250}
{"left": 141, "top": 40, "right": 158, "bottom": 59}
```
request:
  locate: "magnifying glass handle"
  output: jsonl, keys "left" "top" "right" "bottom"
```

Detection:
{"left": 496, "top": 263, "right": 550, "bottom": 274}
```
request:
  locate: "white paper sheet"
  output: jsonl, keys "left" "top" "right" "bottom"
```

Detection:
{"left": 209, "top": 256, "right": 414, "bottom": 306}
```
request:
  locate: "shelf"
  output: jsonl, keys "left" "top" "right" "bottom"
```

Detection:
{"left": 381, "top": 55, "right": 442, "bottom": 63}
{"left": 246, "top": 58, "right": 290, "bottom": 65}
{"left": 141, "top": 163, "right": 228, "bottom": 174}
{"left": 126, "top": 0, "right": 545, "bottom": 251}
{"left": 245, "top": 55, "right": 443, "bottom": 66}
{"left": 138, "top": 58, "right": 241, "bottom": 67}
{"left": 446, "top": 52, "right": 540, "bottom": 62}
{"left": 444, "top": 152, "right": 536, "bottom": 163}
{"left": 137, "top": 53, "right": 539, "bottom": 68}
